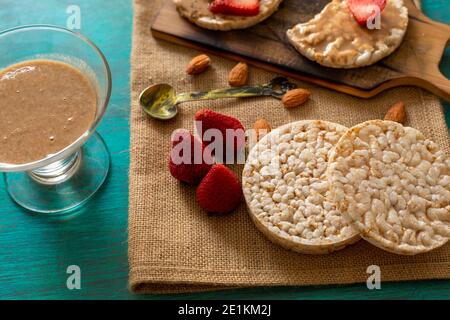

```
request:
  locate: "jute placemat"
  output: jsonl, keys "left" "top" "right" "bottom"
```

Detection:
{"left": 129, "top": 0, "right": 450, "bottom": 294}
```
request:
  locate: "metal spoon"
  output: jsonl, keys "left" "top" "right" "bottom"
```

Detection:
{"left": 139, "top": 77, "right": 297, "bottom": 120}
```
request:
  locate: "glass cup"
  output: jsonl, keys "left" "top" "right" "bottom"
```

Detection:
{"left": 0, "top": 25, "right": 112, "bottom": 216}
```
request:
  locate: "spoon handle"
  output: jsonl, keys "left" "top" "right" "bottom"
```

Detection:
{"left": 175, "top": 86, "right": 274, "bottom": 104}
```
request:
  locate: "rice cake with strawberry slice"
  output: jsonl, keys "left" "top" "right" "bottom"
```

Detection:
{"left": 174, "top": 0, "right": 283, "bottom": 31}
{"left": 286, "top": 0, "right": 408, "bottom": 68}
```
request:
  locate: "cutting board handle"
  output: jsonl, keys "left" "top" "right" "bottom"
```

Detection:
{"left": 401, "top": 0, "right": 450, "bottom": 101}
{"left": 416, "top": 24, "right": 450, "bottom": 101}
{"left": 420, "top": 67, "right": 450, "bottom": 102}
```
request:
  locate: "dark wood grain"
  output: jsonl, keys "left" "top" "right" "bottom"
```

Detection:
{"left": 152, "top": 0, "right": 450, "bottom": 100}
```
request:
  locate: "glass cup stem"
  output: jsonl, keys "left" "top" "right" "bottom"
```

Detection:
{"left": 28, "top": 150, "right": 82, "bottom": 185}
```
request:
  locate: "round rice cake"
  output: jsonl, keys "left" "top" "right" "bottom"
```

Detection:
{"left": 243, "top": 120, "right": 360, "bottom": 254}
{"left": 286, "top": 0, "right": 408, "bottom": 68}
{"left": 173, "top": 0, "right": 283, "bottom": 31}
{"left": 327, "top": 120, "right": 450, "bottom": 255}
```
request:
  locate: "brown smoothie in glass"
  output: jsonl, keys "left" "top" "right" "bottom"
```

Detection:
{"left": 0, "top": 60, "right": 97, "bottom": 165}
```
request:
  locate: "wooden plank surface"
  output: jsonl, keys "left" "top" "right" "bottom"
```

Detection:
{"left": 152, "top": 0, "right": 450, "bottom": 100}
{"left": 0, "top": 0, "right": 449, "bottom": 300}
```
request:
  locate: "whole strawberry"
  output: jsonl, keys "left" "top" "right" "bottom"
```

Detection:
{"left": 169, "top": 129, "right": 214, "bottom": 185}
{"left": 195, "top": 109, "right": 245, "bottom": 163}
{"left": 196, "top": 164, "right": 242, "bottom": 214}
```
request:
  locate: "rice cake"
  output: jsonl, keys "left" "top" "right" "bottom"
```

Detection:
{"left": 286, "top": 0, "right": 408, "bottom": 68}
{"left": 327, "top": 120, "right": 450, "bottom": 255}
{"left": 243, "top": 120, "right": 360, "bottom": 254}
{"left": 174, "top": 0, "right": 283, "bottom": 31}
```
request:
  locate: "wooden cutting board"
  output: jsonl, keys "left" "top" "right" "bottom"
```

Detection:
{"left": 152, "top": 0, "right": 450, "bottom": 101}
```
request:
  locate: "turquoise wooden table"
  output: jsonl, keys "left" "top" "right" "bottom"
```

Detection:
{"left": 0, "top": 0, "right": 449, "bottom": 300}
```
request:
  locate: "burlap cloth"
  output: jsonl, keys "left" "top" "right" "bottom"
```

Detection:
{"left": 129, "top": 0, "right": 450, "bottom": 294}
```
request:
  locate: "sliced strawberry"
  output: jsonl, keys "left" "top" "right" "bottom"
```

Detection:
{"left": 347, "top": 0, "right": 386, "bottom": 26}
{"left": 169, "top": 129, "right": 214, "bottom": 185}
{"left": 196, "top": 164, "right": 242, "bottom": 214}
{"left": 209, "top": 0, "right": 260, "bottom": 17}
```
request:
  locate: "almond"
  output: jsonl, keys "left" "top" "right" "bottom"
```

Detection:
{"left": 228, "top": 62, "right": 249, "bottom": 87}
{"left": 282, "top": 88, "right": 311, "bottom": 108}
{"left": 186, "top": 54, "right": 211, "bottom": 75}
{"left": 253, "top": 118, "right": 271, "bottom": 141}
{"left": 384, "top": 101, "right": 406, "bottom": 124}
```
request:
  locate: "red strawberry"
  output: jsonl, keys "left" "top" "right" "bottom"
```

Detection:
{"left": 209, "top": 0, "right": 260, "bottom": 17}
{"left": 195, "top": 109, "right": 245, "bottom": 163}
{"left": 169, "top": 129, "right": 214, "bottom": 185}
{"left": 196, "top": 164, "right": 242, "bottom": 213}
{"left": 347, "top": 0, "right": 386, "bottom": 26}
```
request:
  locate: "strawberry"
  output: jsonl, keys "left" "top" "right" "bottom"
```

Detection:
{"left": 347, "top": 0, "right": 386, "bottom": 26}
{"left": 169, "top": 129, "right": 214, "bottom": 185}
{"left": 195, "top": 109, "right": 245, "bottom": 163}
{"left": 196, "top": 164, "right": 242, "bottom": 214}
{"left": 209, "top": 0, "right": 260, "bottom": 17}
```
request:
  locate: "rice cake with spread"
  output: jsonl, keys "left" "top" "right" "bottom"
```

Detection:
{"left": 173, "top": 0, "right": 283, "bottom": 31}
{"left": 286, "top": 0, "right": 408, "bottom": 68}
